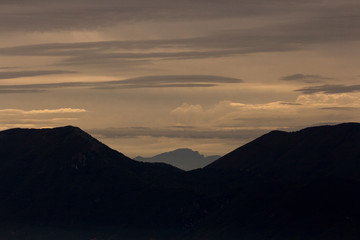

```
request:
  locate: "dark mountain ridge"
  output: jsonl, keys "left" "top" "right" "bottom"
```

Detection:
{"left": 199, "top": 122, "right": 360, "bottom": 239}
{"left": 1, "top": 123, "right": 360, "bottom": 239}
{"left": 207, "top": 122, "right": 360, "bottom": 179}
{"left": 0, "top": 126, "right": 194, "bottom": 239}
{"left": 0, "top": 126, "right": 131, "bottom": 170}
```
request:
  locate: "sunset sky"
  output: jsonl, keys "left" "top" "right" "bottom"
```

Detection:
{"left": 1, "top": 0, "right": 360, "bottom": 157}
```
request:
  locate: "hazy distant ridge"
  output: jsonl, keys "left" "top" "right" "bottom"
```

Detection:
{"left": 134, "top": 148, "right": 220, "bottom": 170}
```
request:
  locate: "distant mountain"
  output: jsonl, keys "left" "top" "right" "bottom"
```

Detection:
{"left": 135, "top": 148, "right": 220, "bottom": 170}
{"left": 2, "top": 123, "right": 360, "bottom": 239}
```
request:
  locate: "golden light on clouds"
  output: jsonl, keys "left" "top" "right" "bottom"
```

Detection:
{"left": 1, "top": 0, "right": 360, "bottom": 156}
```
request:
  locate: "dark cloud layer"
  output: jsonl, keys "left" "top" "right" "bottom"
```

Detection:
{"left": 0, "top": 0, "right": 321, "bottom": 32}
{"left": 116, "top": 75, "right": 242, "bottom": 84}
{"left": 0, "top": 75, "right": 242, "bottom": 93}
{"left": 0, "top": 70, "right": 76, "bottom": 80}
{"left": 0, "top": 67, "right": 18, "bottom": 69}
{"left": 0, "top": 89, "right": 45, "bottom": 94}
{"left": 279, "top": 102, "right": 302, "bottom": 106}
{"left": 0, "top": 37, "right": 296, "bottom": 65}
{"left": 295, "top": 84, "right": 360, "bottom": 94}
{"left": 280, "top": 74, "right": 333, "bottom": 83}
{"left": 320, "top": 107, "right": 356, "bottom": 111}
{"left": 1, "top": 1, "right": 360, "bottom": 67}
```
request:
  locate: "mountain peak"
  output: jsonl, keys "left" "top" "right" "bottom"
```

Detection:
{"left": 1, "top": 125, "right": 86, "bottom": 139}
{"left": 53, "top": 125, "right": 83, "bottom": 133}
{"left": 0, "top": 125, "right": 133, "bottom": 171}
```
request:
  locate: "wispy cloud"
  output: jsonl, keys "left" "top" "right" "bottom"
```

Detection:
{"left": 0, "top": 117, "right": 80, "bottom": 131}
{"left": 0, "top": 75, "right": 242, "bottom": 93}
{"left": 319, "top": 107, "right": 355, "bottom": 111}
{"left": 280, "top": 74, "right": 334, "bottom": 83}
{"left": 1, "top": 1, "right": 360, "bottom": 66}
{"left": 0, "top": 108, "right": 87, "bottom": 115}
{"left": 295, "top": 84, "right": 360, "bottom": 94}
{"left": 89, "top": 126, "right": 268, "bottom": 140}
{"left": 0, "top": 70, "right": 76, "bottom": 80}
{"left": 0, "top": 0, "right": 326, "bottom": 32}
{"left": 170, "top": 96, "right": 360, "bottom": 130}
{"left": 1, "top": 1, "right": 359, "bottom": 36}
{"left": 0, "top": 38, "right": 295, "bottom": 66}
{"left": 0, "top": 67, "right": 18, "bottom": 70}
{"left": 0, "top": 89, "right": 46, "bottom": 94}
{"left": 0, "top": 118, "right": 78, "bottom": 125}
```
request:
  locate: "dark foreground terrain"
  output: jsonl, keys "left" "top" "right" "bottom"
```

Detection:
{"left": 1, "top": 123, "right": 360, "bottom": 239}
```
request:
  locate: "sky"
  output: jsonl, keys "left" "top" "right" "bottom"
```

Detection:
{"left": 1, "top": 0, "right": 360, "bottom": 158}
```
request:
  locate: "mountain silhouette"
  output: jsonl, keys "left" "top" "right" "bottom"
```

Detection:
{"left": 197, "top": 122, "right": 360, "bottom": 239}
{"left": 1, "top": 123, "right": 360, "bottom": 239}
{"left": 0, "top": 126, "right": 193, "bottom": 239}
{"left": 207, "top": 122, "right": 360, "bottom": 178}
{"left": 135, "top": 148, "right": 220, "bottom": 170}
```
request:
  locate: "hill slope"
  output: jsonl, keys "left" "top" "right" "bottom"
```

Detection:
{"left": 0, "top": 126, "right": 196, "bottom": 239}
{"left": 198, "top": 123, "right": 360, "bottom": 239}
{"left": 206, "top": 122, "right": 360, "bottom": 178}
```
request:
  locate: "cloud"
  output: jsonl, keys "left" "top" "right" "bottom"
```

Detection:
{"left": 295, "top": 84, "right": 360, "bottom": 94}
{"left": 1, "top": 1, "right": 360, "bottom": 66}
{"left": 0, "top": 108, "right": 87, "bottom": 115}
{"left": 0, "top": 67, "right": 17, "bottom": 70}
{"left": 319, "top": 107, "right": 355, "bottom": 111}
{"left": 89, "top": 126, "right": 268, "bottom": 140}
{"left": 0, "top": 118, "right": 78, "bottom": 125}
{"left": 0, "top": 75, "right": 242, "bottom": 93}
{"left": 172, "top": 103, "right": 204, "bottom": 114}
{"left": 96, "top": 75, "right": 242, "bottom": 89}
{"left": 0, "top": 117, "right": 80, "bottom": 131}
{"left": 0, "top": 108, "right": 86, "bottom": 130}
{"left": 280, "top": 74, "right": 333, "bottom": 83}
{"left": 0, "top": 0, "right": 359, "bottom": 86}
{"left": 0, "top": 39, "right": 294, "bottom": 66}
{"left": 171, "top": 101, "right": 238, "bottom": 125}
{"left": 0, "top": 89, "right": 46, "bottom": 94}
{"left": 296, "top": 93, "right": 360, "bottom": 106}
{"left": 170, "top": 100, "right": 300, "bottom": 128}
{"left": 0, "top": 0, "right": 330, "bottom": 32}
{"left": 170, "top": 94, "right": 360, "bottom": 130}
{"left": 280, "top": 102, "right": 302, "bottom": 106}
{"left": 107, "top": 75, "right": 242, "bottom": 84}
{"left": 0, "top": 0, "right": 358, "bottom": 41}
{"left": 0, "top": 70, "right": 76, "bottom": 80}
{"left": 93, "top": 95, "right": 358, "bottom": 142}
